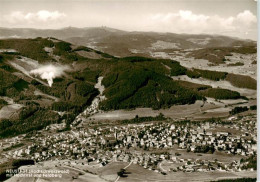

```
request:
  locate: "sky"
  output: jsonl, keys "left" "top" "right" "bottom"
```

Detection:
{"left": 0, "top": 0, "right": 257, "bottom": 40}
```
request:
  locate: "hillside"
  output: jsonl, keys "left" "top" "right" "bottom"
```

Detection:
{"left": 0, "top": 37, "right": 256, "bottom": 138}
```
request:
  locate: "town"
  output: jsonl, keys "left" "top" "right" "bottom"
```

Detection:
{"left": 1, "top": 114, "right": 257, "bottom": 174}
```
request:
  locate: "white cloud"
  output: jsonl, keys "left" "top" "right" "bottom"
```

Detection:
{"left": 147, "top": 10, "right": 256, "bottom": 38}
{"left": 37, "top": 10, "right": 66, "bottom": 21}
{"left": 0, "top": 8, "right": 256, "bottom": 40}
{"left": 236, "top": 10, "right": 257, "bottom": 26}
{"left": 6, "top": 10, "right": 66, "bottom": 24}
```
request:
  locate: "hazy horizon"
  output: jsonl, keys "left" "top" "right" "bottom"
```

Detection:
{"left": 0, "top": 25, "right": 256, "bottom": 42}
{"left": 0, "top": 0, "right": 257, "bottom": 40}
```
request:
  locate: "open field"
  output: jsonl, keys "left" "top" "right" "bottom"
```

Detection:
{"left": 0, "top": 96, "right": 23, "bottom": 119}
{"left": 0, "top": 104, "right": 23, "bottom": 119}
{"left": 172, "top": 75, "right": 256, "bottom": 98}
{"left": 117, "top": 165, "right": 256, "bottom": 182}
{"left": 89, "top": 97, "right": 256, "bottom": 121}
{"left": 98, "top": 162, "right": 256, "bottom": 182}
{"left": 153, "top": 51, "right": 257, "bottom": 80}
{"left": 6, "top": 160, "right": 256, "bottom": 182}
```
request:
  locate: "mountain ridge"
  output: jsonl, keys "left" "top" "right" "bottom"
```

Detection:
{"left": 0, "top": 26, "right": 255, "bottom": 41}
{"left": 0, "top": 26, "right": 256, "bottom": 58}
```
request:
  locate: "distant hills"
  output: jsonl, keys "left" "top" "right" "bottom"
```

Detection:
{"left": 0, "top": 27, "right": 256, "bottom": 57}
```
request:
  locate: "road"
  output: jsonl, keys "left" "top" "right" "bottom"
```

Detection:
{"left": 115, "top": 161, "right": 133, "bottom": 182}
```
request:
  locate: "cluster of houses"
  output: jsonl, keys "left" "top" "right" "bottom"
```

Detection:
{"left": 0, "top": 115, "right": 256, "bottom": 173}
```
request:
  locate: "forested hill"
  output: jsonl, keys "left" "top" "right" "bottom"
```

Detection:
{"left": 0, "top": 37, "right": 256, "bottom": 138}
{"left": 0, "top": 38, "right": 250, "bottom": 110}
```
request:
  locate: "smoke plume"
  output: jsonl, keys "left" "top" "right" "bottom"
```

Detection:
{"left": 30, "top": 64, "right": 69, "bottom": 87}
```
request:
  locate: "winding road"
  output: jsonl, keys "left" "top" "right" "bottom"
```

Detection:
{"left": 114, "top": 161, "right": 133, "bottom": 182}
